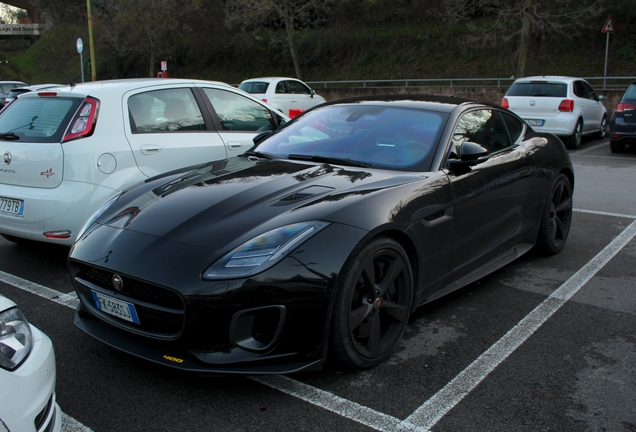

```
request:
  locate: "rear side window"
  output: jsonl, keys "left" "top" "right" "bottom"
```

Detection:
{"left": 624, "top": 85, "right": 636, "bottom": 100}
{"left": 128, "top": 88, "right": 205, "bottom": 133}
{"left": 0, "top": 97, "right": 79, "bottom": 143}
{"left": 238, "top": 81, "right": 269, "bottom": 94}
{"left": 507, "top": 82, "right": 567, "bottom": 98}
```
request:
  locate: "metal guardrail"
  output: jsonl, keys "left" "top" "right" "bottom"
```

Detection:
{"left": 305, "top": 76, "right": 636, "bottom": 91}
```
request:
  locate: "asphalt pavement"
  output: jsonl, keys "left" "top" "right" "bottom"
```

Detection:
{"left": 1, "top": 136, "right": 634, "bottom": 432}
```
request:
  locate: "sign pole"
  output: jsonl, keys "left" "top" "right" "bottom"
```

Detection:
{"left": 87, "top": 0, "right": 97, "bottom": 81}
{"left": 601, "top": 15, "right": 614, "bottom": 90}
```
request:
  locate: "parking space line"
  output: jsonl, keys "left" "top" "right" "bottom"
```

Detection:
{"left": 574, "top": 208, "right": 636, "bottom": 219}
{"left": 3, "top": 213, "right": 635, "bottom": 432}
{"left": 404, "top": 219, "right": 636, "bottom": 429}
{"left": 253, "top": 375, "right": 427, "bottom": 431}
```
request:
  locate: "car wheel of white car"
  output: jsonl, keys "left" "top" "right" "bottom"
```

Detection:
{"left": 596, "top": 115, "right": 607, "bottom": 139}
{"left": 567, "top": 120, "right": 582, "bottom": 149}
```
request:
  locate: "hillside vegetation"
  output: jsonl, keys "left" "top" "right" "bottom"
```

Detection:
{"left": 1, "top": 0, "right": 635, "bottom": 86}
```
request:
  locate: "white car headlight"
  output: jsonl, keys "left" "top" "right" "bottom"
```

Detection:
{"left": 203, "top": 221, "right": 330, "bottom": 280}
{"left": 0, "top": 307, "right": 33, "bottom": 371}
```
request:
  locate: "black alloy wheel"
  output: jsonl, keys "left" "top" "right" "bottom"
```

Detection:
{"left": 536, "top": 173, "right": 573, "bottom": 255}
{"left": 329, "top": 237, "right": 413, "bottom": 369}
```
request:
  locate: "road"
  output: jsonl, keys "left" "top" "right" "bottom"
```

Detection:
{"left": 1, "top": 137, "right": 635, "bottom": 432}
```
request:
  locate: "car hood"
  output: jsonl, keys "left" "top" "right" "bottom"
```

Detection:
{"left": 95, "top": 156, "right": 424, "bottom": 250}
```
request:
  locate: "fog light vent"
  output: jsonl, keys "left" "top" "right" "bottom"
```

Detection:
{"left": 230, "top": 305, "right": 286, "bottom": 352}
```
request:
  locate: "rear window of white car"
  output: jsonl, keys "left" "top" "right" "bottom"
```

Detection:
{"left": 238, "top": 81, "right": 269, "bottom": 94}
{"left": 507, "top": 82, "right": 567, "bottom": 98}
{"left": 0, "top": 97, "right": 79, "bottom": 143}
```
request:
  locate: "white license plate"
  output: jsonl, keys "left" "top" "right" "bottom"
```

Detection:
{"left": 91, "top": 291, "right": 140, "bottom": 324}
{"left": 525, "top": 119, "right": 545, "bottom": 127}
{"left": 0, "top": 196, "right": 24, "bottom": 217}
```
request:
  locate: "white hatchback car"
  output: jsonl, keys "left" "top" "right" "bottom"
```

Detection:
{"left": 0, "top": 78, "right": 288, "bottom": 245}
{"left": 501, "top": 76, "right": 607, "bottom": 149}
{"left": 0, "top": 294, "right": 61, "bottom": 432}
{"left": 238, "top": 77, "right": 326, "bottom": 118}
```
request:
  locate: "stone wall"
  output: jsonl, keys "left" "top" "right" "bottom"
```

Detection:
{"left": 317, "top": 86, "right": 623, "bottom": 118}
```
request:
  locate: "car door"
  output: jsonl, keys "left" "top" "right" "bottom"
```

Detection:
{"left": 124, "top": 87, "right": 228, "bottom": 178}
{"left": 573, "top": 80, "right": 600, "bottom": 132}
{"left": 199, "top": 87, "right": 286, "bottom": 155}
{"left": 445, "top": 109, "right": 536, "bottom": 279}
{"left": 286, "top": 80, "right": 316, "bottom": 115}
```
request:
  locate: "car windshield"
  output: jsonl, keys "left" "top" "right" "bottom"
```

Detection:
{"left": 507, "top": 82, "right": 567, "bottom": 97}
{"left": 239, "top": 81, "right": 270, "bottom": 94}
{"left": 255, "top": 104, "right": 446, "bottom": 171}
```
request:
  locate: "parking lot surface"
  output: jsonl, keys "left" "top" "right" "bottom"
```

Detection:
{"left": 1, "top": 137, "right": 634, "bottom": 431}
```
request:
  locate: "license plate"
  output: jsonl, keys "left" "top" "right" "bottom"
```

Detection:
{"left": 525, "top": 119, "right": 545, "bottom": 127}
{"left": 91, "top": 291, "right": 140, "bottom": 324}
{"left": 0, "top": 196, "right": 24, "bottom": 217}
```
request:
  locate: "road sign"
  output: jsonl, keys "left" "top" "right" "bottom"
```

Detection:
{"left": 76, "top": 38, "right": 83, "bottom": 54}
{"left": 161, "top": 61, "right": 167, "bottom": 71}
{"left": 602, "top": 15, "right": 614, "bottom": 33}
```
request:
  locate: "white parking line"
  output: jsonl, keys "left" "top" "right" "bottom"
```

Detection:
{"left": 2, "top": 212, "right": 635, "bottom": 432}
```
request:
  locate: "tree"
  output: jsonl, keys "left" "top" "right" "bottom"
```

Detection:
{"left": 225, "top": 0, "right": 336, "bottom": 80}
{"left": 99, "top": 0, "right": 202, "bottom": 77}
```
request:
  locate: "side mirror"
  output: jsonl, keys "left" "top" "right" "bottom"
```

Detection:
{"left": 597, "top": 95, "right": 606, "bottom": 101}
{"left": 310, "top": 89, "right": 315, "bottom": 98}
{"left": 252, "top": 130, "right": 273, "bottom": 145}
{"left": 447, "top": 142, "right": 490, "bottom": 170}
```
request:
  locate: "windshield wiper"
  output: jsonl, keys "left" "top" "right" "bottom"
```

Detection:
{"left": 288, "top": 154, "right": 375, "bottom": 168}
{"left": 244, "top": 150, "right": 278, "bottom": 160}
{"left": 0, "top": 132, "right": 20, "bottom": 141}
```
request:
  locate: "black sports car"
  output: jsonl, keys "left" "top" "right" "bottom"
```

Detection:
{"left": 68, "top": 95, "right": 574, "bottom": 374}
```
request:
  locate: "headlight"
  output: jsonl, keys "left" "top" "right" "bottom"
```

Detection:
{"left": 0, "top": 307, "right": 33, "bottom": 371}
{"left": 203, "top": 221, "right": 330, "bottom": 280}
{"left": 76, "top": 193, "right": 121, "bottom": 240}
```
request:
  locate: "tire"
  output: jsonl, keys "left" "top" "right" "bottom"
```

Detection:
{"left": 566, "top": 120, "right": 582, "bottom": 149}
{"left": 329, "top": 237, "right": 413, "bottom": 369}
{"left": 609, "top": 140, "right": 625, "bottom": 153}
{"left": 596, "top": 115, "right": 607, "bottom": 139}
{"left": 535, "top": 174, "right": 573, "bottom": 255}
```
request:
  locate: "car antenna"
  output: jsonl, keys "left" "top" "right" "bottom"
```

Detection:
{"left": 61, "top": 70, "right": 76, "bottom": 88}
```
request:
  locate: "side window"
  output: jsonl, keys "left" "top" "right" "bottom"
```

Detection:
{"left": 287, "top": 80, "right": 311, "bottom": 95}
{"left": 275, "top": 82, "right": 288, "bottom": 94}
{"left": 203, "top": 88, "right": 275, "bottom": 132}
{"left": 581, "top": 81, "right": 597, "bottom": 100}
{"left": 128, "top": 88, "right": 205, "bottom": 133}
{"left": 451, "top": 109, "right": 511, "bottom": 155}
{"left": 501, "top": 112, "right": 524, "bottom": 144}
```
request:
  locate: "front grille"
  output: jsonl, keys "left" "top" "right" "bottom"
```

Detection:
{"left": 81, "top": 264, "right": 182, "bottom": 309}
{"left": 74, "top": 263, "right": 186, "bottom": 337}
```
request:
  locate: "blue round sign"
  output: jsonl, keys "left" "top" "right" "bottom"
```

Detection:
{"left": 76, "top": 38, "right": 83, "bottom": 54}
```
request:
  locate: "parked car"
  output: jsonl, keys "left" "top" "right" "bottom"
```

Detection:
{"left": 0, "top": 80, "right": 28, "bottom": 107}
{"left": 68, "top": 95, "right": 573, "bottom": 374}
{"left": 238, "top": 77, "right": 326, "bottom": 118}
{"left": 0, "top": 294, "right": 61, "bottom": 432}
{"left": 609, "top": 81, "right": 636, "bottom": 153}
{"left": 0, "top": 78, "right": 288, "bottom": 246}
{"left": 2, "top": 83, "right": 63, "bottom": 109}
{"left": 501, "top": 76, "right": 607, "bottom": 149}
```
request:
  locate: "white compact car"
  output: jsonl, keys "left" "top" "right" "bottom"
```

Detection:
{"left": 501, "top": 76, "right": 607, "bottom": 149}
{"left": 0, "top": 294, "right": 61, "bottom": 432}
{"left": 238, "top": 77, "right": 326, "bottom": 118}
{"left": 0, "top": 78, "right": 288, "bottom": 245}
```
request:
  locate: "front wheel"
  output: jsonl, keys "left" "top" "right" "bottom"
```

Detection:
{"left": 329, "top": 237, "right": 413, "bottom": 369}
{"left": 535, "top": 174, "right": 573, "bottom": 255}
{"left": 566, "top": 120, "right": 582, "bottom": 149}
{"left": 596, "top": 115, "right": 607, "bottom": 139}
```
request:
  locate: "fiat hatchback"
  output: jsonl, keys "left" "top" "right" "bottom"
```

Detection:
{"left": 0, "top": 78, "right": 287, "bottom": 245}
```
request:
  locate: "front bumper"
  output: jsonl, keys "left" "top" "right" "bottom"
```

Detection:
{"left": 0, "top": 325, "right": 61, "bottom": 432}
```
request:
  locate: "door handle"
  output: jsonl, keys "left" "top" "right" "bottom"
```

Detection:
{"left": 141, "top": 145, "right": 162, "bottom": 155}
{"left": 227, "top": 141, "right": 244, "bottom": 150}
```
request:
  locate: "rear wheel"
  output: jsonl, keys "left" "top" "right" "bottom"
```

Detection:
{"left": 329, "top": 237, "right": 413, "bottom": 369}
{"left": 609, "top": 140, "right": 625, "bottom": 153}
{"left": 535, "top": 174, "right": 573, "bottom": 255}
{"left": 596, "top": 115, "right": 607, "bottom": 139}
{"left": 566, "top": 120, "right": 582, "bottom": 149}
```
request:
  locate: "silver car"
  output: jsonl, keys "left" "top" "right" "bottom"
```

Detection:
{"left": 501, "top": 76, "right": 607, "bottom": 149}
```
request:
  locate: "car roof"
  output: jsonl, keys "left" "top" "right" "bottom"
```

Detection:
{"left": 511, "top": 76, "right": 584, "bottom": 84}
{"left": 319, "top": 94, "right": 498, "bottom": 113}
{"left": 17, "top": 78, "right": 233, "bottom": 98}
{"left": 240, "top": 77, "right": 301, "bottom": 83}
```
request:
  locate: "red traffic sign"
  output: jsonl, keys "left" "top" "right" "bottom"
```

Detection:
{"left": 161, "top": 60, "right": 167, "bottom": 71}
{"left": 602, "top": 15, "right": 614, "bottom": 33}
